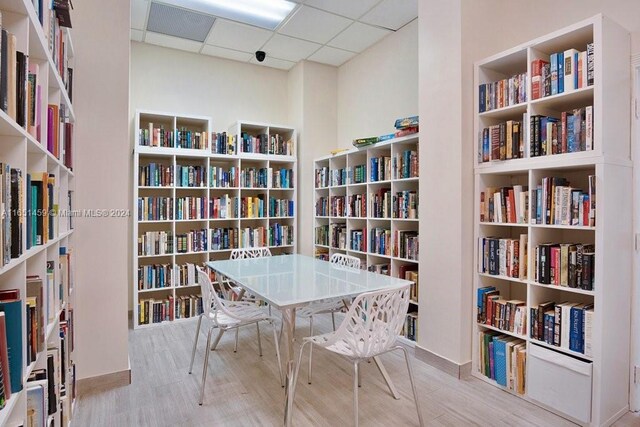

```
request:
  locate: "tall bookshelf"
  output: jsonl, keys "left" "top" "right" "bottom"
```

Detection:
{"left": 473, "top": 15, "right": 631, "bottom": 426}
{"left": 133, "top": 111, "right": 297, "bottom": 329}
{"left": 0, "top": 0, "right": 77, "bottom": 425}
{"left": 313, "top": 134, "right": 419, "bottom": 346}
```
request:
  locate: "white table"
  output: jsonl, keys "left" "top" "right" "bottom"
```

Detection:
{"left": 206, "top": 254, "right": 412, "bottom": 426}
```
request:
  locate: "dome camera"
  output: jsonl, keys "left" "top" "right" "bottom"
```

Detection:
{"left": 256, "top": 51, "right": 266, "bottom": 62}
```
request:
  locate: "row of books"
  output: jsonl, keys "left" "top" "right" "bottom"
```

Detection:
{"left": 370, "top": 227, "right": 391, "bottom": 256}
{"left": 268, "top": 197, "right": 294, "bottom": 218}
{"left": 478, "top": 235, "right": 528, "bottom": 280}
{"left": 315, "top": 166, "right": 329, "bottom": 188}
{"left": 139, "top": 126, "right": 209, "bottom": 150}
{"left": 479, "top": 119, "right": 525, "bottom": 163}
{"left": 393, "top": 149, "right": 419, "bottom": 179}
{"left": 139, "top": 225, "right": 296, "bottom": 256}
{"left": 240, "top": 132, "right": 294, "bottom": 156}
{"left": 531, "top": 44, "right": 594, "bottom": 100}
{"left": 350, "top": 229, "right": 366, "bottom": 252}
{"left": 480, "top": 185, "right": 528, "bottom": 224}
{"left": 531, "top": 176, "right": 595, "bottom": 226}
{"left": 138, "top": 162, "right": 173, "bottom": 187}
{"left": 177, "top": 196, "right": 208, "bottom": 220}
{"left": 394, "top": 190, "right": 418, "bottom": 219}
{"left": 330, "top": 196, "right": 346, "bottom": 217}
{"left": 478, "top": 72, "right": 528, "bottom": 113}
{"left": 138, "top": 263, "right": 174, "bottom": 290}
{"left": 330, "top": 223, "right": 346, "bottom": 250}
{"left": 138, "top": 295, "right": 203, "bottom": 325}
{"left": 315, "top": 224, "right": 329, "bottom": 246}
{"left": 394, "top": 230, "right": 418, "bottom": 260}
{"left": 1, "top": 166, "right": 23, "bottom": 265}
{"left": 530, "top": 107, "right": 593, "bottom": 157}
{"left": 314, "top": 248, "right": 329, "bottom": 261}
{"left": 477, "top": 287, "right": 527, "bottom": 336}
{"left": 351, "top": 116, "right": 419, "bottom": 148}
{"left": 210, "top": 165, "right": 238, "bottom": 188}
{"left": 212, "top": 132, "right": 235, "bottom": 155}
{"left": 26, "top": 173, "right": 57, "bottom": 249}
{"left": 315, "top": 196, "right": 328, "bottom": 216}
{"left": 370, "top": 188, "right": 391, "bottom": 219}
{"left": 534, "top": 243, "right": 595, "bottom": 290}
{"left": 352, "top": 165, "right": 366, "bottom": 184}
{"left": 401, "top": 312, "right": 418, "bottom": 341}
{"left": 370, "top": 156, "right": 392, "bottom": 182}
{"left": 478, "top": 331, "right": 526, "bottom": 394}
{"left": 138, "top": 196, "right": 173, "bottom": 221}
{"left": 367, "top": 263, "right": 389, "bottom": 275}
{"left": 530, "top": 301, "right": 593, "bottom": 356}
{"left": 330, "top": 168, "right": 347, "bottom": 187}
{"left": 348, "top": 194, "right": 366, "bottom": 218}
{"left": 176, "top": 165, "right": 206, "bottom": 188}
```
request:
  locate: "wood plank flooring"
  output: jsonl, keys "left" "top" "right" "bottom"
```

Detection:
{"left": 73, "top": 315, "right": 639, "bottom": 426}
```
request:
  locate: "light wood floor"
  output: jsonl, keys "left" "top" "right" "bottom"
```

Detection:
{"left": 74, "top": 315, "right": 640, "bottom": 426}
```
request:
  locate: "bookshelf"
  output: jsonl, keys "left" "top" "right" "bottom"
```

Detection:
{"left": 313, "top": 134, "right": 419, "bottom": 346}
{"left": 0, "top": 0, "right": 77, "bottom": 425}
{"left": 133, "top": 111, "right": 297, "bottom": 329}
{"left": 473, "top": 15, "right": 631, "bottom": 426}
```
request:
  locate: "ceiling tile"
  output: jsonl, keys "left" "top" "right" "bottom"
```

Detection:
{"left": 206, "top": 19, "right": 273, "bottom": 53}
{"left": 278, "top": 5, "right": 352, "bottom": 44}
{"left": 328, "top": 22, "right": 391, "bottom": 53}
{"left": 261, "top": 34, "right": 321, "bottom": 62}
{"left": 249, "top": 56, "right": 296, "bottom": 70}
{"left": 360, "top": 0, "right": 417, "bottom": 31}
{"left": 131, "top": 0, "right": 149, "bottom": 31}
{"left": 307, "top": 46, "right": 355, "bottom": 66}
{"left": 201, "top": 45, "right": 253, "bottom": 62}
{"left": 304, "top": 0, "right": 379, "bottom": 19}
{"left": 131, "top": 29, "right": 144, "bottom": 42}
{"left": 145, "top": 32, "right": 203, "bottom": 53}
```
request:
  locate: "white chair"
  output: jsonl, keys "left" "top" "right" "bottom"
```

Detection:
{"left": 188, "top": 266, "right": 283, "bottom": 405}
{"left": 297, "top": 253, "right": 360, "bottom": 383}
{"left": 228, "top": 247, "right": 272, "bottom": 315}
{"left": 293, "top": 284, "right": 424, "bottom": 427}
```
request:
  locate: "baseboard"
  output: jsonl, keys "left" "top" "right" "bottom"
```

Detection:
{"left": 77, "top": 368, "right": 131, "bottom": 397}
{"left": 415, "top": 345, "right": 472, "bottom": 379}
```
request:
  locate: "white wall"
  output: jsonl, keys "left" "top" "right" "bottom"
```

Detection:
{"left": 130, "top": 42, "right": 290, "bottom": 131}
{"left": 74, "top": 0, "right": 131, "bottom": 380}
{"left": 337, "top": 19, "right": 418, "bottom": 147}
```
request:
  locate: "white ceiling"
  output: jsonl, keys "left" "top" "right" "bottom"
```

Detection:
{"left": 130, "top": 0, "right": 417, "bottom": 70}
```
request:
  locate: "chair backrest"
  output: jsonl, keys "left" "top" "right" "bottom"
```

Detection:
{"left": 196, "top": 266, "right": 216, "bottom": 318}
{"left": 334, "top": 284, "right": 410, "bottom": 358}
{"left": 330, "top": 253, "right": 361, "bottom": 270}
{"left": 230, "top": 247, "right": 272, "bottom": 259}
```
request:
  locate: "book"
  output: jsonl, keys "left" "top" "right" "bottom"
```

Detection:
{"left": 0, "top": 295, "right": 22, "bottom": 393}
{"left": 394, "top": 115, "right": 418, "bottom": 129}
{"left": 0, "top": 312, "right": 10, "bottom": 400}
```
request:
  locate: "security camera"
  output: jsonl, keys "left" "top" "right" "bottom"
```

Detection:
{"left": 256, "top": 51, "right": 266, "bottom": 62}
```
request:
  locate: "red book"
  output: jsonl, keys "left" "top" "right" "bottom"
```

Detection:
{"left": 531, "top": 59, "right": 549, "bottom": 100}
{"left": 0, "top": 313, "right": 11, "bottom": 399}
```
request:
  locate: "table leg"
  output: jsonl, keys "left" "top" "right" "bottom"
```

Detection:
{"left": 281, "top": 307, "right": 296, "bottom": 426}
{"left": 373, "top": 356, "right": 400, "bottom": 400}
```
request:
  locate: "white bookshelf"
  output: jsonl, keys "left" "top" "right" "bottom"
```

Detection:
{"left": 133, "top": 112, "right": 297, "bottom": 329}
{"left": 313, "top": 134, "right": 419, "bottom": 346}
{"left": 472, "top": 15, "right": 631, "bottom": 426}
{"left": 0, "top": 0, "right": 76, "bottom": 425}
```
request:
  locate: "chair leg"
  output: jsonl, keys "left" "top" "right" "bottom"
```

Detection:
{"left": 199, "top": 327, "right": 214, "bottom": 405}
{"left": 272, "top": 321, "right": 284, "bottom": 387}
{"left": 293, "top": 340, "right": 310, "bottom": 395}
{"left": 234, "top": 327, "right": 239, "bottom": 353}
{"left": 256, "top": 322, "right": 263, "bottom": 357}
{"left": 210, "top": 329, "right": 224, "bottom": 351}
{"left": 331, "top": 311, "right": 336, "bottom": 331}
{"left": 308, "top": 317, "right": 313, "bottom": 384}
{"left": 396, "top": 346, "right": 424, "bottom": 427}
{"left": 188, "top": 314, "right": 203, "bottom": 374}
{"left": 353, "top": 362, "right": 359, "bottom": 427}
{"left": 358, "top": 361, "right": 361, "bottom": 387}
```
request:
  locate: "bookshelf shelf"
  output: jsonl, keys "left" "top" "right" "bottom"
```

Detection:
{"left": 477, "top": 322, "right": 527, "bottom": 341}
{"left": 133, "top": 111, "right": 297, "bottom": 329}
{"left": 473, "top": 15, "right": 631, "bottom": 426}
{"left": 314, "top": 133, "right": 419, "bottom": 344}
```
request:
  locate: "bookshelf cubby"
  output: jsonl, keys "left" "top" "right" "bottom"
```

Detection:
{"left": 473, "top": 15, "right": 631, "bottom": 426}
{"left": 313, "top": 134, "right": 419, "bottom": 345}
{"left": 133, "top": 111, "right": 297, "bottom": 329}
{"left": 0, "top": 0, "right": 77, "bottom": 425}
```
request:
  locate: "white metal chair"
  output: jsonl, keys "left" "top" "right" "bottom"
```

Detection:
{"left": 228, "top": 247, "right": 272, "bottom": 314}
{"left": 292, "top": 284, "right": 424, "bottom": 427}
{"left": 188, "top": 266, "right": 283, "bottom": 405}
{"left": 297, "top": 253, "right": 360, "bottom": 383}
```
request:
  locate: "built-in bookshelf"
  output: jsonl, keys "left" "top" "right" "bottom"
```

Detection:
{"left": 133, "top": 111, "right": 297, "bottom": 329}
{"left": 313, "top": 134, "right": 419, "bottom": 346}
{"left": 473, "top": 15, "right": 631, "bottom": 426}
{"left": 0, "top": 0, "right": 77, "bottom": 425}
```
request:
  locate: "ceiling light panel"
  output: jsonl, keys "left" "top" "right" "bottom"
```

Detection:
{"left": 147, "top": 2, "right": 216, "bottom": 42}
{"left": 158, "top": 0, "right": 296, "bottom": 30}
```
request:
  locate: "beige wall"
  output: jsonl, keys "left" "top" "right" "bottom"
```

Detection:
{"left": 130, "top": 42, "right": 290, "bottom": 131}
{"left": 74, "top": 0, "right": 131, "bottom": 379}
{"left": 337, "top": 19, "right": 418, "bottom": 147}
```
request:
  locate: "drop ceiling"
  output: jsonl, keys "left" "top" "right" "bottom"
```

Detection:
{"left": 130, "top": 0, "right": 418, "bottom": 70}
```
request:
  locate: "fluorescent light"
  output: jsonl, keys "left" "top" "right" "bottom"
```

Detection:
{"left": 158, "top": 0, "right": 297, "bottom": 30}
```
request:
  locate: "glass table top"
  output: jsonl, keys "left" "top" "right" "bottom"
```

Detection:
{"left": 206, "top": 254, "right": 412, "bottom": 309}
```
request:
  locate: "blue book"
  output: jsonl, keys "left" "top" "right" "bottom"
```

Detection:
{"left": 550, "top": 54, "right": 558, "bottom": 95}
{"left": 536, "top": 185, "right": 543, "bottom": 223}
{"left": 477, "top": 286, "right": 496, "bottom": 317}
{"left": 0, "top": 300, "right": 23, "bottom": 393}
{"left": 567, "top": 115, "right": 576, "bottom": 152}
{"left": 479, "top": 84, "right": 486, "bottom": 113}
{"left": 557, "top": 52, "right": 564, "bottom": 93}
{"left": 493, "top": 337, "right": 508, "bottom": 387}
{"left": 570, "top": 305, "right": 585, "bottom": 353}
{"left": 574, "top": 52, "right": 580, "bottom": 89}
